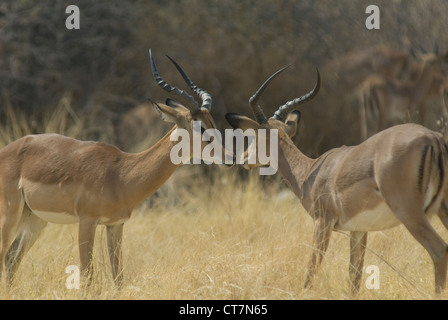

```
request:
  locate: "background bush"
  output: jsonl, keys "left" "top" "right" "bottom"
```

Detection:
{"left": 1, "top": 0, "right": 447, "bottom": 154}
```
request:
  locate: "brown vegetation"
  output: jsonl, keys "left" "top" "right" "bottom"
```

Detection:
{"left": 2, "top": 1, "right": 448, "bottom": 153}
{"left": 1, "top": 0, "right": 448, "bottom": 299}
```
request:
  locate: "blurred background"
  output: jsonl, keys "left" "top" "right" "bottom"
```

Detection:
{"left": 1, "top": 0, "right": 447, "bottom": 155}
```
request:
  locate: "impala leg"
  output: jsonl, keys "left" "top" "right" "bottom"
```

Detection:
{"left": 395, "top": 210, "right": 448, "bottom": 293}
{"left": 0, "top": 195, "right": 24, "bottom": 281}
{"left": 106, "top": 224, "right": 124, "bottom": 288}
{"left": 417, "top": 104, "right": 426, "bottom": 125}
{"left": 437, "top": 201, "right": 448, "bottom": 230}
{"left": 359, "top": 92, "right": 368, "bottom": 141}
{"left": 372, "top": 89, "right": 388, "bottom": 133}
{"left": 377, "top": 102, "right": 388, "bottom": 132}
{"left": 78, "top": 217, "right": 98, "bottom": 286}
{"left": 5, "top": 209, "right": 47, "bottom": 284}
{"left": 4, "top": 232, "right": 26, "bottom": 285}
{"left": 349, "top": 231, "right": 367, "bottom": 296}
{"left": 304, "top": 217, "right": 334, "bottom": 289}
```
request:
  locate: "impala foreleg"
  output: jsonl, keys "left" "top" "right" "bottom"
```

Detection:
{"left": 349, "top": 231, "right": 367, "bottom": 295}
{"left": 304, "top": 216, "right": 335, "bottom": 289}
{"left": 0, "top": 194, "right": 24, "bottom": 282}
{"left": 437, "top": 201, "right": 448, "bottom": 230}
{"left": 359, "top": 91, "right": 368, "bottom": 141}
{"left": 107, "top": 224, "right": 124, "bottom": 288}
{"left": 78, "top": 216, "right": 98, "bottom": 286}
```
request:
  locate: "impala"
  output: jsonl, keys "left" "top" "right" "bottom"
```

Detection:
{"left": 226, "top": 66, "right": 448, "bottom": 294}
{"left": 436, "top": 78, "right": 448, "bottom": 136}
{"left": 0, "top": 50, "right": 228, "bottom": 286}
{"left": 325, "top": 45, "right": 414, "bottom": 86}
{"left": 442, "top": 78, "right": 448, "bottom": 117}
{"left": 358, "top": 51, "right": 448, "bottom": 140}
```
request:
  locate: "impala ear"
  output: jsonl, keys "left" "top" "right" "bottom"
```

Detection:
{"left": 165, "top": 98, "right": 190, "bottom": 111}
{"left": 285, "top": 110, "right": 301, "bottom": 137}
{"left": 225, "top": 113, "right": 262, "bottom": 131}
{"left": 150, "top": 99, "right": 188, "bottom": 123}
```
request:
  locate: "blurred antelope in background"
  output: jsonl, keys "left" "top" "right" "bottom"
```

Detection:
{"left": 0, "top": 50, "right": 229, "bottom": 287}
{"left": 437, "top": 77, "right": 448, "bottom": 137}
{"left": 324, "top": 45, "right": 414, "bottom": 87}
{"left": 358, "top": 50, "right": 448, "bottom": 140}
{"left": 226, "top": 65, "right": 448, "bottom": 294}
{"left": 443, "top": 78, "right": 448, "bottom": 113}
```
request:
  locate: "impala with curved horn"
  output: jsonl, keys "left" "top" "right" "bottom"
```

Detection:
{"left": 226, "top": 65, "right": 448, "bottom": 294}
{"left": 0, "top": 49, "right": 228, "bottom": 287}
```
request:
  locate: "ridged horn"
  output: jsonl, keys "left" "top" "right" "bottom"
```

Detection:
{"left": 149, "top": 49, "right": 200, "bottom": 113}
{"left": 272, "top": 68, "right": 321, "bottom": 121}
{"left": 166, "top": 55, "right": 212, "bottom": 111}
{"left": 249, "top": 65, "right": 290, "bottom": 124}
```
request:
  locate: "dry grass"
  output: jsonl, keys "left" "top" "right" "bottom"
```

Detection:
{"left": 1, "top": 101, "right": 448, "bottom": 300}
{"left": 0, "top": 92, "right": 85, "bottom": 146}
{"left": 0, "top": 168, "right": 447, "bottom": 300}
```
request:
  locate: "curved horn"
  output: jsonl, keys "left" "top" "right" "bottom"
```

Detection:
{"left": 149, "top": 49, "right": 200, "bottom": 112}
{"left": 249, "top": 65, "right": 290, "bottom": 124}
{"left": 272, "top": 68, "right": 321, "bottom": 121}
{"left": 166, "top": 55, "right": 212, "bottom": 111}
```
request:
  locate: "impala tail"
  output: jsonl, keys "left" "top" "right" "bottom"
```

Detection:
{"left": 419, "top": 138, "right": 448, "bottom": 214}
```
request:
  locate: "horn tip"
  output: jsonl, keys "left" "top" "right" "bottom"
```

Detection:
{"left": 314, "top": 67, "right": 322, "bottom": 89}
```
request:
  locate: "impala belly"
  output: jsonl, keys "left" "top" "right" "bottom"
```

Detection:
{"left": 20, "top": 178, "right": 79, "bottom": 224}
{"left": 19, "top": 178, "right": 130, "bottom": 225}
{"left": 32, "top": 210, "right": 78, "bottom": 224}
{"left": 335, "top": 202, "right": 400, "bottom": 231}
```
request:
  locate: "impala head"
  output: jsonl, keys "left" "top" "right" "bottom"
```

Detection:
{"left": 423, "top": 54, "right": 448, "bottom": 75}
{"left": 412, "top": 45, "right": 448, "bottom": 76}
{"left": 149, "top": 49, "right": 232, "bottom": 165}
{"left": 225, "top": 65, "right": 320, "bottom": 170}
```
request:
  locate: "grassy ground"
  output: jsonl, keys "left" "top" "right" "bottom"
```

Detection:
{"left": 0, "top": 167, "right": 447, "bottom": 300}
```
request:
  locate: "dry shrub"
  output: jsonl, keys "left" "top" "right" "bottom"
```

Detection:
{"left": 2, "top": 1, "right": 448, "bottom": 153}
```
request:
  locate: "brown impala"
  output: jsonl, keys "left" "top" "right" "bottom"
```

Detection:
{"left": 226, "top": 66, "right": 448, "bottom": 294}
{"left": 0, "top": 50, "right": 228, "bottom": 287}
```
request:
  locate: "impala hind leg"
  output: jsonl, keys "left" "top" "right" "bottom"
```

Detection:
{"left": 106, "top": 224, "right": 124, "bottom": 287}
{"left": 5, "top": 208, "right": 48, "bottom": 284}
{"left": 437, "top": 202, "right": 448, "bottom": 230}
{"left": 349, "top": 231, "right": 368, "bottom": 295}
{"left": 304, "top": 217, "right": 335, "bottom": 289}
{"left": 395, "top": 209, "right": 448, "bottom": 293}
{"left": 0, "top": 194, "right": 24, "bottom": 281}
{"left": 78, "top": 216, "right": 98, "bottom": 286}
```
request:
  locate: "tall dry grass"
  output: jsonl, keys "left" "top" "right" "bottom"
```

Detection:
{"left": 0, "top": 98, "right": 448, "bottom": 300}
{"left": 1, "top": 168, "right": 447, "bottom": 300}
{"left": 0, "top": 92, "right": 84, "bottom": 147}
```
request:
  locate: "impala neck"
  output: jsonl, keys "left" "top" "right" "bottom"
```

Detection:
{"left": 276, "top": 134, "right": 316, "bottom": 199}
{"left": 413, "top": 61, "right": 439, "bottom": 98}
{"left": 123, "top": 127, "right": 181, "bottom": 206}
